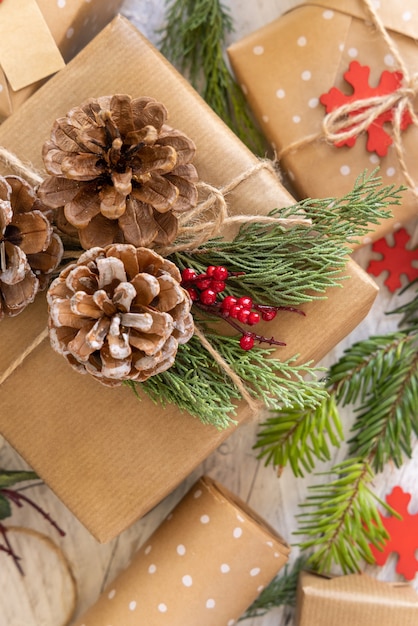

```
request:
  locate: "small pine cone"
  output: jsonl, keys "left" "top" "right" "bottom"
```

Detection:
{"left": 0, "top": 175, "right": 63, "bottom": 318}
{"left": 47, "top": 244, "right": 194, "bottom": 385}
{"left": 38, "top": 94, "right": 199, "bottom": 250}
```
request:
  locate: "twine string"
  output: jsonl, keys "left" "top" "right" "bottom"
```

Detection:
{"left": 193, "top": 324, "right": 262, "bottom": 417}
{"left": 278, "top": 0, "right": 418, "bottom": 204}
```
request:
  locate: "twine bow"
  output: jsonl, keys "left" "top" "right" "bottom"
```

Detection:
{"left": 279, "top": 0, "right": 418, "bottom": 203}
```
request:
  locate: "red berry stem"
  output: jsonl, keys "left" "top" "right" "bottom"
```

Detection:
{"left": 1, "top": 488, "right": 66, "bottom": 538}
{"left": 254, "top": 304, "right": 306, "bottom": 317}
{"left": 195, "top": 301, "right": 286, "bottom": 348}
{"left": 0, "top": 523, "right": 23, "bottom": 575}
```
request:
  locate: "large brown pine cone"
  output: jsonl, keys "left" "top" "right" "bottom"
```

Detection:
{"left": 38, "top": 95, "right": 199, "bottom": 250}
{"left": 47, "top": 244, "right": 194, "bottom": 385}
{"left": 0, "top": 175, "right": 63, "bottom": 318}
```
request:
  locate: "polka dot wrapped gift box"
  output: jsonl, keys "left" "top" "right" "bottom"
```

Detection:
{"left": 0, "top": 0, "right": 123, "bottom": 122}
{"left": 72, "top": 476, "right": 290, "bottom": 626}
{"left": 228, "top": 0, "right": 418, "bottom": 245}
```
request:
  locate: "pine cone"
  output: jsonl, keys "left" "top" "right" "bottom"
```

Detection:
{"left": 38, "top": 95, "right": 199, "bottom": 250}
{"left": 47, "top": 244, "right": 194, "bottom": 385}
{"left": 0, "top": 175, "right": 63, "bottom": 318}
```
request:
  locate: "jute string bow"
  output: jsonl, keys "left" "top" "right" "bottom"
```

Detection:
{"left": 279, "top": 0, "right": 418, "bottom": 203}
{"left": 0, "top": 146, "right": 310, "bottom": 417}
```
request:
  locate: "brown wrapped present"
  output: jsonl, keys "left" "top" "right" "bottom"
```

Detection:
{"left": 228, "top": 0, "right": 418, "bottom": 244}
{"left": 0, "top": 16, "right": 377, "bottom": 543}
{"left": 73, "top": 476, "right": 290, "bottom": 625}
{"left": 296, "top": 571, "right": 418, "bottom": 626}
{"left": 0, "top": 0, "right": 123, "bottom": 121}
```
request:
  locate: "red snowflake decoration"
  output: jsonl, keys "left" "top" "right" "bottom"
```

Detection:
{"left": 367, "top": 228, "right": 418, "bottom": 292}
{"left": 370, "top": 486, "right": 418, "bottom": 580}
{"left": 320, "top": 61, "right": 413, "bottom": 156}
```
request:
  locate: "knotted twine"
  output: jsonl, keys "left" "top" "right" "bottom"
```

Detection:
{"left": 278, "top": 0, "right": 418, "bottom": 205}
{"left": 0, "top": 145, "right": 311, "bottom": 417}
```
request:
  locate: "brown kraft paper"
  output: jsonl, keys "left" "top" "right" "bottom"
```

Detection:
{"left": 0, "top": 0, "right": 123, "bottom": 120}
{"left": 295, "top": 571, "right": 418, "bottom": 626}
{"left": 0, "top": 16, "right": 378, "bottom": 543}
{"left": 73, "top": 476, "right": 290, "bottom": 626}
{"left": 227, "top": 0, "right": 418, "bottom": 244}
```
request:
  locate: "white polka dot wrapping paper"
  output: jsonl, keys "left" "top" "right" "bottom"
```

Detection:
{"left": 0, "top": 0, "right": 123, "bottom": 121}
{"left": 227, "top": 0, "right": 418, "bottom": 245}
{"left": 72, "top": 476, "right": 290, "bottom": 626}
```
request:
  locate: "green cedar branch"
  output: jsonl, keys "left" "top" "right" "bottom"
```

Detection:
{"left": 240, "top": 555, "right": 308, "bottom": 619}
{"left": 159, "top": 0, "right": 265, "bottom": 153}
{"left": 173, "top": 172, "right": 402, "bottom": 307}
{"left": 134, "top": 333, "right": 326, "bottom": 429}
{"left": 294, "top": 458, "right": 395, "bottom": 574}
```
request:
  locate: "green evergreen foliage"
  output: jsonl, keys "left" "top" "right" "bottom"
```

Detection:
{"left": 295, "top": 459, "right": 395, "bottom": 574}
{"left": 159, "top": 0, "right": 267, "bottom": 153}
{"left": 255, "top": 394, "right": 342, "bottom": 477}
{"left": 256, "top": 278, "right": 418, "bottom": 577}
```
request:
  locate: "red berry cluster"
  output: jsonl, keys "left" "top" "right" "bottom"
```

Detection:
{"left": 181, "top": 265, "right": 229, "bottom": 306}
{"left": 181, "top": 265, "right": 303, "bottom": 351}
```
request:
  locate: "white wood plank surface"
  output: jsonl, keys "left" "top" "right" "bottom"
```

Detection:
{"left": 1, "top": 2, "right": 417, "bottom": 625}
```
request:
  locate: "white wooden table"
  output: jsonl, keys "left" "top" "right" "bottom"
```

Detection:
{"left": 1, "top": 2, "right": 417, "bottom": 625}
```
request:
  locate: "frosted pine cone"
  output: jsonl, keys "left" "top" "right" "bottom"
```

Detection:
{"left": 47, "top": 244, "right": 194, "bottom": 385}
{"left": 38, "top": 95, "right": 198, "bottom": 250}
{"left": 0, "top": 175, "right": 63, "bottom": 318}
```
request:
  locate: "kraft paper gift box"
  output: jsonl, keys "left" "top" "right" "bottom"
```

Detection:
{"left": 0, "top": 16, "right": 378, "bottom": 543}
{"left": 0, "top": 0, "right": 123, "bottom": 121}
{"left": 295, "top": 571, "right": 418, "bottom": 626}
{"left": 227, "top": 0, "right": 418, "bottom": 245}
{"left": 73, "top": 476, "right": 290, "bottom": 625}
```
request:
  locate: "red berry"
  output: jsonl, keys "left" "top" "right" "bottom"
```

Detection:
{"left": 237, "top": 296, "right": 253, "bottom": 309}
{"left": 206, "top": 265, "right": 216, "bottom": 277}
{"left": 261, "top": 309, "right": 277, "bottom": 322}
{"left": 240, "top": 335, "right": 255, "bottom": 351}
{"left": 212, "top": 280, "right": 226, "bottom": 293}
{"left": 199, "top": 289, "right": 217, "bottom": 305}
{"left": 196, "top": 277, "right": 211, "bottom": 290}
{"left": 213, "top": 266, "right": 229, "bottom": 280}
{"left": 237, "top": 308, "right": 251, "bottom": 323}
{"left": 186, "top": 287, "right": 199, "bottom": 301}
{"left": 247, "top": 311, "right": 260, "bottom": 325}
{"left": 221, "top": 295, "right": 238, "bottom": 311}
{"left": 229, "top": 304, "right": 243, "bottom": 319}
{"left": 182, "top": 268, "right": 197, "bottom": 282}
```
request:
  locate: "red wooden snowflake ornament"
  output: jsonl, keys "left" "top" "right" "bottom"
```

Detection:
{"left": 367, "top": 228, "right": 418, "bottom": 292}
{"left": 320, "top": 61, "right": 413, "bottom": 156}
{"left": 370, "top": 486, "right": 418, "bottom": 580}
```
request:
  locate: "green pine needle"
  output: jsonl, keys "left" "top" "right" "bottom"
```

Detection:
{"left": 255, "top": 393, "right": 343, "bottom": 477}
{"left": 160, "top": 0, "right": 266, "bottom": 153}
{"left": 241, "top": 555, "right": 307, "bottom": 619}
{"left": 295, "top": 458, "right": 395, "bottom": 574}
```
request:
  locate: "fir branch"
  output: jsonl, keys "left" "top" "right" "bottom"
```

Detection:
{"left": 347, "top": 335, "right": 418, "bottom": 471}
{"left": 295, "top": 458, "right": 394, "bottom": 574}
{"left": 160, "top": 0, "right": 265, "bottom": 153}
{"left": 241, "top": 555, "right": 307, "bottom": 619}
{"left": 255, "top": 394, "right": 343, "bottom": 477}
{"left": 132, "top": 333, "right": 325, "bottom": 429}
